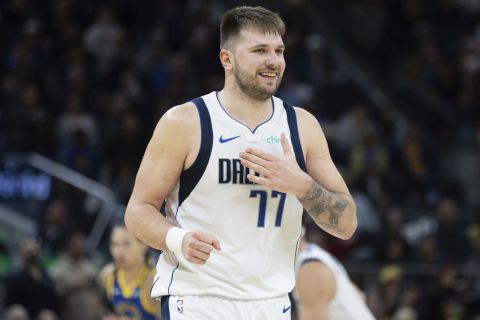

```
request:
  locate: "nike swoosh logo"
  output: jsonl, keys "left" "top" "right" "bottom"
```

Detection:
{"left": 282, "top": 306, "right": 291, "bottom": 313}
{"left": 219, "top": 135, "right": 240, "bottom": 143}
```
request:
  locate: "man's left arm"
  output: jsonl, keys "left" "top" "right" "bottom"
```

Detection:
{"left": 296, "top": 107, "right": 356, "bottom": 239}
{"left": 239, "top": 108, "right": 357, "bottom": 240}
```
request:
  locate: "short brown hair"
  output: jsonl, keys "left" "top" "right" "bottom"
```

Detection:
{"left": 220, "top": 6, "right": 285, "bottom": 49}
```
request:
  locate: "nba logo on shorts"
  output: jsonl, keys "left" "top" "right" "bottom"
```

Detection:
{"left": 177, "top": 298, "right": 184, "bottom": 313}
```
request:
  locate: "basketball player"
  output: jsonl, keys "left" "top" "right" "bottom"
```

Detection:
{"left": 294, "top": 230, "right": 375, "bottom": 320}
{"left": 124, "top": 6, "right": 357, "bottom": 320}
{"left": 100, "top": 225, "right": 160, "bottom": 320}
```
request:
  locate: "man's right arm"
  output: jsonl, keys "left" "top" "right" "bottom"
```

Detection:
{"left": 124, "top": 103, "right": 195, "bottom": 251}
{"left": 125, "top": 103, "right": 221, "bottom": 264}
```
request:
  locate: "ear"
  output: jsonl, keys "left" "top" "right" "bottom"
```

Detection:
{"left": 219, "top": 49, "right": 233, "bottom": 70}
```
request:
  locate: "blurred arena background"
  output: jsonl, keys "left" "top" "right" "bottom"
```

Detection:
{"left": 1, "top": 0, "right": 480, "bottom": 319}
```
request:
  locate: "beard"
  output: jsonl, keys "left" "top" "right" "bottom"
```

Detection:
{"left": 233, "top": 64, "right": 283, "bottom": 101}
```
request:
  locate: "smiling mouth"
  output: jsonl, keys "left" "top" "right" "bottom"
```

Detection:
{"left": 258, "top": 71, "right": 278, "bottom": 79}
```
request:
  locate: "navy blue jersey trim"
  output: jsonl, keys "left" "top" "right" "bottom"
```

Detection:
{"left": 161, "top": 296, "right": 170, "bottom": 319}
{"left": 149, "top": 252, "right": 162, "bottom": 298}
{"left": 150, "top": 277, "right": 160, "bottom": 298}
{"left": 283, "top": 102, "right": 307, "bottom": 172}
{"left": 167, "top": 262, "right": 179, "bottom": 295}
{"left": 178, "top": 97, "right": 213, "bottom": 207}
{"left": 301, "top": 257, "right": 324, "bottom": 266}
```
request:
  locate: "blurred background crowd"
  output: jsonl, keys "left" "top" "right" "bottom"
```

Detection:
{"left": 1, "top": 0, "right": 480, "bottom": 319}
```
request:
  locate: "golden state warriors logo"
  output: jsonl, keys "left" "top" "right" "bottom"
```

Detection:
{"left": 116, "top": 302, "right": 142, "bottom": 319}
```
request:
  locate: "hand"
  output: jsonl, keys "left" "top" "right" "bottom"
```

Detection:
{"left": 182, "top": 231, "right": 221, "bottom": 265}
{"left": 239, "top": 133, "right": 312, "bottom": 196}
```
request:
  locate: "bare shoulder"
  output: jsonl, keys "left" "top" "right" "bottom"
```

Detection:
{"left": 293, "top": 107, "right": 319, "bottom": 126}
{"left": 163, "top": 102, "right": 198, "bottom": 121}
{"left": 293, "top": 107, "right": 328, "bottom": 155}
{"left": 151, "top": 102, "right": 200, "bottom": 163}
{"left": 98, "top": 262, "right": 115, "bottom": 285}
{"left": 155, "top": 102, "right": 199, "bottom": 137}
{"left": 296, "top": 260, "right": 336, "bottom": 304}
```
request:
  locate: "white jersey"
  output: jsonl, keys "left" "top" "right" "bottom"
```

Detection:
{"left": 295, "top": 243, "right": 376, "bottom": 319}
{"left": 151, "top": 91, "right": 305, "bottom": 300}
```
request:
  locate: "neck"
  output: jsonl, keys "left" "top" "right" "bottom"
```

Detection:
{"left": 122, "top": 262, "right": 145, "bottom": 283}
{"left": 218, "top": 86, "right": 273, "bottom": 130}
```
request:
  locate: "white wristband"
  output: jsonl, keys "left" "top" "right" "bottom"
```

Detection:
{"left": 166, "top": 227, "right": 189, "bottom": 254}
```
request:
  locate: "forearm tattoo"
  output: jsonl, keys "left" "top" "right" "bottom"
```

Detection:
{"left": 298, "top": 182, "right": 349, "bottom": 230}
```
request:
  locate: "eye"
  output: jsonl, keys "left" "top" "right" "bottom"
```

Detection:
{"left": 275, "top": 49, "right": 284, "bottom": 55}
{"left": 254, "top": 48, "right": 266, "bottom": 53}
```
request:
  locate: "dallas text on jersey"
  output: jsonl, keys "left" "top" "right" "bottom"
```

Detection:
{"left": 218, "top": 158, "right": 261, "bottom": 184}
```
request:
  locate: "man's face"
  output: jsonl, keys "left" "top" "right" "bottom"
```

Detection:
{"left": 229, "top": 27, "right": 285, "bottom": 100}
{"left": 110, "top": 227, "right": 146, "bottom": 269}
{"left": 20, "top": 238, "right": 40, "bottom": 265}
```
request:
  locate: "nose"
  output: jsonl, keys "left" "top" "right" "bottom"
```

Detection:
{"left": 265, "top": 55, "right": 280, "bottom": 68}
{"left": 265, "top": 51, "right": 283, "bottom": 68}
{"left": 266, "top": 58, "right": 276, "bottom": 68}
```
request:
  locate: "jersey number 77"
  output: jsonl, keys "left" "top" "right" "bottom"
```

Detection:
{"left": 250, "top": 190, "right": 286, "bottom": 227}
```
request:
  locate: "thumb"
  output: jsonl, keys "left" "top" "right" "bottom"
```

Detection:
{"left": 211, "top": 237, "right": 222, "bottom": 251}
{"left": 281, "top": 132, "right": 292, "bottom": 155}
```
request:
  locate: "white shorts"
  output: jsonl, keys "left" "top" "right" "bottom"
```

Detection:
{"left": 160, "top": 294, "right": 292, "bottom": 320}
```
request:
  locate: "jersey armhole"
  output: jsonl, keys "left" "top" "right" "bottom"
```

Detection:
{"left": 301, "top": 257, "right": 324, "bottom": 267}
{"left": 283, "top": 102, "right": 307, "bottom": 172}
{"left": 178, "top": 97, "right": 213, "bottom": 206}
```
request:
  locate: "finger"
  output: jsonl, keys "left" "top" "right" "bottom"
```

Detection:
{"left": 239, "top": 151, "right": 272, "bottom": 167}
{"left": 186, "top": 255, "right": 207, "bottom": 265}
{"left": 191, "top": 240, "right": 214, "bottom": 254}
{"left": 240, "top": 158, "right": 270, "bottom": 176}
{"left": 211, "top": 238, "right": 221, "bottom": 251}
{"left": 184, "top": 245, "right": 210, "bottom": 263}
{"left": 280, "top": 132, "right": 292, "bottom": 155}
{"left": 191, "top": 249, "right": 210, "bottom": 261}
{"left": 197, "top": 232, "right": 222, "bottom": 251}
{"left": 242, "top": 147, "right": 276, "bottom": 161}
{"left": 246, "top": 173, "right": 270, "bottom": 187}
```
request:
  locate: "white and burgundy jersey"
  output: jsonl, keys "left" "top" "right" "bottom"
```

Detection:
{"left": 151, "top": 91, "right": 305, "bottom": 300}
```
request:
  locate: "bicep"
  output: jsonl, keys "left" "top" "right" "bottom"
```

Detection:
{"left": 296, "top": 261, "right": 336, "bottom": 320}
{"left": 297, "top": 108, "right": 350, "bottom": 195}
{"left": 129, "top": 106, "right": 197, "bottom": 209}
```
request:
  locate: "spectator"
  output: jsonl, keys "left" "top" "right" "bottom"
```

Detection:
{"left": 83, "top": 6, "right": 125, "bottom": 77}
{"left": 3, "top": 238, "right": 59, "bottom": 319}
{"left": 434, "top": 198, "right": 470, "bottom": 263}
{"left": 377, "top": 264, "right": 411, "bottom": 318}
{"left": 37, "top": 198, "right": 71, "bottom": 254}
{"left": 99, "top": 225, "right": 160, "bottom": 320}
{"left": 49, "top": 231, "right": 104, "bottom": 320}
{"left": 399, "top": 123, "right": 431, "bottom": 202}
{"left": 377, "top": 206, "right": 411, "bottom": 262}
{"left": 349, "top": 130, "right": 389, "bottom": 179}
{"left": 332, "top": 104, "right": 375, "bottom": 162}
{"left": 3, "top": 304, "right": 30, "bottom": 320}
